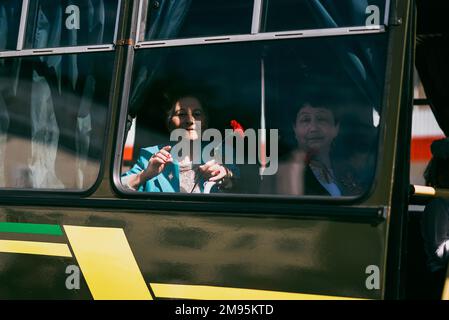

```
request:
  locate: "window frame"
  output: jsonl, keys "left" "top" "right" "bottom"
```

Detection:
{"left": 0, "top": 0, "right": 122, "bottom": 58}
{"left": 113, "top": 13, "right": 392, "bottom": 205}
{"left": 0, "top": 0, "right": 125, "bottom": 194}
{"left": 0, "top": 0, "right": 25, "bottom": 52}
{"left": 133, "top": 0, "right": 391, "bottom": 48}
{"left": 0, "top": 50, "right": 118, "bottom": 194}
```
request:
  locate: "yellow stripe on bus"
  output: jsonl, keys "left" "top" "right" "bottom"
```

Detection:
{"left": 0, "top": 240, "right": 72, "bottom": 257}
{"left": 150, "top": 283, "right": 363, "bottom": 300}
{"left": 442, "top": 265, "right": 449, "bottom": 300}
{"left": 64, "top": 225, "right": 152, "bottom": 300}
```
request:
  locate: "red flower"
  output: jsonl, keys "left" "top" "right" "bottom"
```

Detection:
{"left": 230, "top": 120, "right": 244, "bottom": 138}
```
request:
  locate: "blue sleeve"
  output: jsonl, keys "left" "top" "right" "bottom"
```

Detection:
{"left": 122, "top": 146, "right": 165, "bottom": 192}
{"left": 123, "top": 148, "right": 155, "bottom": 177}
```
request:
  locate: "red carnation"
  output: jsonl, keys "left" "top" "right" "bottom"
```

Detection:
{"left": 230, "top": 120, "right": 245, "bottom": 138}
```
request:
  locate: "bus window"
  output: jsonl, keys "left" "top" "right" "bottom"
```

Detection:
{"left": 410, "top": 70, "right": 445, "bottom": 186}
{"left": 23, "top": 0, "right": 119, "bottom": 49}
{"left": 138, "top": 0, "right": 254, "bottom": 41}
{"left": 262, "top": 0, "right": 388, "bottom": 32}
{"left": 120, "top": 33, "right": 388, "bottom": 197}
{"left": 0, "top": 52, "right": 114, "bottom": 189}
{"left": 0, "top": 1, "right": 22, "bottom": 51}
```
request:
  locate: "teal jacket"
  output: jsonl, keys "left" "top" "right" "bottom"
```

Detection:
{"left": 122, "top": 145, "right": 213, "bottom": 193}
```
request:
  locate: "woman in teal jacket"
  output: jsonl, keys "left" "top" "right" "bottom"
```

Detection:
{"left": 122, "top": 95, "right": 235, "bottom": 193}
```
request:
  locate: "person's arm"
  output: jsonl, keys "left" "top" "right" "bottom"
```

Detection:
{"left": 123, "top": 170, "right": 152, "bottom": 190}
{"left": 122, "top": 146, "right": 173, "bottom": 190}
{"left": 121, "top": 151, "right": 149, "bottom": 191}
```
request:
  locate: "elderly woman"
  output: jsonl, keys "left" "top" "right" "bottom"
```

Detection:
{"left": 263, "top": 91, "right": 363, "bottom": 197}
{"left": 294, "top": 101, "right": 339, "bottom": 196}
{"left": 294, "top": 98, "right": 363, "bottom": 196}
{"left": 122, "top": 93, "right": 234, "bottom": 193}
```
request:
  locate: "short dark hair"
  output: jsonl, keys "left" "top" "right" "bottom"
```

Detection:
{"left": 424, "top": 138, "right": 449, "bottom": 188}
{"left": 424, "top": 157, "right": 449, "bottom": 188}
{"left": 294, "top": 88, "right": 344, "bottom": 125}
{"left": 431, "top": 138, "right": 449, "bottom": 159}
{"left": 163, "top": 86, "right": 211, "bottom": 130}
{"left": 142, "top": 74, "right": 213, "bottom": 132}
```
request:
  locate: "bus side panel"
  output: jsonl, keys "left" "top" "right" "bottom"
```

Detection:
{"left": 0, "top": 207, "right": 385, "bottom": 299}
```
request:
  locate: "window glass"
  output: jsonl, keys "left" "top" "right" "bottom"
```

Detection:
{"left": 262, "top": 0, "right": 387, "bottom": 32}
{"left": 121, "top": 34, "right": 388, "bottom": 197}
{"left": 24, "top": 0, "right": 119, "bottom": 49}
{"left": 0, "top": 0, "right": 22, "bottom": 51}
{"left": 0, "top": 52, "right": 114, "bottom": 189}
{"left": 140, "top": 0, "right": 254, "bottom": 41}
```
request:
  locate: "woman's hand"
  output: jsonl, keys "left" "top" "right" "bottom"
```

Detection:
{"left": 198, "top": 159, "right": 230, "bottom": 182}
{"left": 141, "top": 145, "right": 173, "bottom": 182}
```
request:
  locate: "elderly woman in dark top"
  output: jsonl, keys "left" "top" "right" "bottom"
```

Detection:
{"left": 292, "top": 95, "right": 363, "bottom": 196}
{"left": 263, "top": 91, "right": 364, "bottom": 196}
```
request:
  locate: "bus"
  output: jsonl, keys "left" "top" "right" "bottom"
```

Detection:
{"left": 0, "top": 0, "right": 445, "bottom": 300}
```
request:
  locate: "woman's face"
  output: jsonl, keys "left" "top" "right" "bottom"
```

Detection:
{"left": 294, "top": 104, "right": 339, "bottom": 155}
{"left": 169, "top": 96, "right": 206, "bottom": 140}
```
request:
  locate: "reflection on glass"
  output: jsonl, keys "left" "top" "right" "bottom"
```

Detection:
{"left": 0, "top": 52, "right": 113, "bottom": 189}
{"left": 123, "top": 34, "right": 388, "bottom": 196}
{"left": 24, "top": 0, "right": 118, "bottom": 49}
{"left": 0, "top": 0, "right": 22, "bottom": 51}
{"left": 262, "top": 0, "right": 387, "bottom": 32}
{"left": 141, "top": 0, "right": 253, "bottom": 41}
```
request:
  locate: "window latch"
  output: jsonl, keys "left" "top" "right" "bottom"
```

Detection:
{"left": 115, "top": 39, "right": 135, "bottom": 46}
